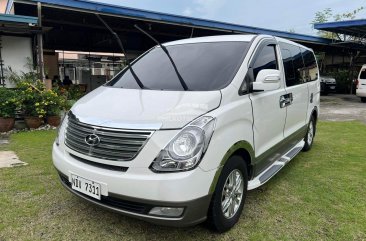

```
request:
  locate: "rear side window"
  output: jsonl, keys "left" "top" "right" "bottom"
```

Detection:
{"left": 280, "top": 47, "right": 296, "bottom": 86}
{"left": 301, "top": 48, "right": 318, "bottom": 82}
{"left": 360, "top": 69, "right": 366, "bottom": 79}
{"left": 252, "top": 45, "right": 278, "bottom": 80}
{"left": 279, "top": 43, "right": 305, "bottom": 87}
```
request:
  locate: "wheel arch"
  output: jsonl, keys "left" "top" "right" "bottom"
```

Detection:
{"left": 208, "top": 141, "right": 254, "bottom": 193}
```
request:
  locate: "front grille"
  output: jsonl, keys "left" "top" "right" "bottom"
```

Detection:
{"left": 65, "top": 113, "right": 153, "bottom": 161}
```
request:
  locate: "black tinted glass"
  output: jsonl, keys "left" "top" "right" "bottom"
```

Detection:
{"left": 107, "top": 42, "right": 250, "bottom": 91}
{"left": 280, "top": 43, "right": 306, "bottom": 87}
{"left": 361, "top": 70, "right": 366, "bottom": 79}
{"left": 301, "top": 48, "right": 318, "bottom": 82}
{"left": 280, "top": 47, "right": 296, "bottom": 86}
{"left": 253, "top": 45, "right": 278, "bottom": 79}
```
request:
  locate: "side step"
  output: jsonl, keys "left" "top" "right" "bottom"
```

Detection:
{"left": 247, "top": 140, "right": 305, "bottom": 190}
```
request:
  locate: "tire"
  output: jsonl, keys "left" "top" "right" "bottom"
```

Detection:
{"left": 302, "top": 116, "right": 316, "bottom": 152}
{"left": 361, "top": 97, "right": 366, "bottom": 103}
{"left": 207, "top": 156, "right": 248, "bottom": 233}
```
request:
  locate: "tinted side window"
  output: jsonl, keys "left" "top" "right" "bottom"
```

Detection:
{"left": 253, "top": 45, "right": 278, "bottom": 80}
{"left": 360, "top": 69, "right": 366, "bottom": 79}
{"left": 280, "top": 43, "right": 304, "bottom": 87}
{"left": 301, "top": 48, "right": 318, "bottom": 82}
{"left": 289, "top": 45, "right": 306, "bottom": 85}
{"left": 279, "top": 46, "right": 296, "bottom": 86}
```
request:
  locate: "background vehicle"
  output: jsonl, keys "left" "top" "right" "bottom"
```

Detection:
{"left": 320, "top": 75, "right": 337, "bottom": 95}
{"left": 356, "top": 65, "right": 366, "bottom": 102}
{"left": 53, "top": 34, "right": 320, "bottom": 232}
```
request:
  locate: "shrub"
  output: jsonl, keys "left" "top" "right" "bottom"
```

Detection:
{"left": 325, "top": 70, "right": 358, "bottom": 94}
{"left": 65, "top": 85, "right": 85, "bottom": 101}
{"left": 17, "top": 81, "right": 46, "bottom": 118}
{"left": 0, "top": 88, "right": 20, "bottom": 118}
{"left": 43, "top": 89, "right": 67, "bottom": 116}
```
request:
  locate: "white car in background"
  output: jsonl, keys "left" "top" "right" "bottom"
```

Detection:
{"left": 53, "top": 34, "right": 320, "bottom": 232}
{"left": 356, "top": 65, "right": 366, "bottom": 103}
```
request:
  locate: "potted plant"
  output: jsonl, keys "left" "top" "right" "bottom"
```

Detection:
{"left": 0, "top": 88, "right": 19, "bottom": 132}
{"left": 43, "top": 89, "right": 66, "bottom": 127}
{"left": 18, "top": 81, "right": 46, "bottom": 129}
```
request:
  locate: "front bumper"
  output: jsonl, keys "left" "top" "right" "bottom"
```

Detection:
{"left": 57, "top": 171, "right": 211, "bottom": 227}
{"left": 53, "top": 142, "right": 216, "bottom": 227}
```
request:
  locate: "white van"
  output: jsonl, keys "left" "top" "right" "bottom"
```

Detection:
{"left": 357, "top": 65, "right": 366, "bottom": 102}
{"left": 53, "top": 35, "right": 320, "bottom": 232}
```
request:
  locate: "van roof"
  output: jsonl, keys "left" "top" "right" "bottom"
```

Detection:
{"left": 164, "top": 34, "right": 257, "bottom": 46}
{"left": 163, "top": 34, "right": 313, "bottom": 52}
{"left": 275, "top": 36, "right": 313, "bottom": 52}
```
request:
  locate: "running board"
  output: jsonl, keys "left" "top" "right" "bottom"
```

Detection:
{"left": 247, "top": 140, "right": 305, "bottom": 190}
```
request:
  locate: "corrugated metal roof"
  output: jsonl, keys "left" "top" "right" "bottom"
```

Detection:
{"left": 314, "top": 19, "right": 366, "bottom": 36}
{"left": 11, "top": 0, "right": 332, "bottom": 45}
{"left": 0, "top": 13, "right": 37, "bottom": 25}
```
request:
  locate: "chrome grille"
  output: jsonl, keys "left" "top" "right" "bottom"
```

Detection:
{"left": 64, "top": 113, "right": 153, "bottom": 161}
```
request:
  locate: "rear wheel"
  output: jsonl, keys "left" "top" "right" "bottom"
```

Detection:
{"left": 302, "top": 116, "right": 316, "bottom": 152}
{"left": 207, "top": 156, "right": 248, "bottom": 233}
{"left": 361, "top": 97, "right": 366, "bottom": 103}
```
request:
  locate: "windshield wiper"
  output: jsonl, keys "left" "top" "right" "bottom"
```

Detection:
{"left": 96, "top": 14, "right": 145, "bottom": 89}
{"left": 134, "top": 24, "right": 189, "bottom": 91}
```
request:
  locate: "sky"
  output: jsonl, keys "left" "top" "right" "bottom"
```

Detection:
{"left": 91, "top": 0, "right": 366, "bottom": 36}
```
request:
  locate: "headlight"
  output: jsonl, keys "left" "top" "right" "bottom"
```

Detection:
{"left": 55, "top": 112, "right": 68, "bottom": 146}
{"left": 150, "top": 116, "right": 216, "bottom": 172}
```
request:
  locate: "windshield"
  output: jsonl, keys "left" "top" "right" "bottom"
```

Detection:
{"left": 107, "top": 41, "right": 250, "bottom": 91}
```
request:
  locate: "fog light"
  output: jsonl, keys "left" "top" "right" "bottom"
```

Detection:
{"left": 149, "top": 207, "right": 184, "bottom": 217}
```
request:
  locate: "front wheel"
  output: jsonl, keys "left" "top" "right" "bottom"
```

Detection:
{"left": 361, "top": 97, "right": 366, "bottom": 103}
{"left": 207, "top": 156, "right": 248, "bottom": 233}
{"left": 302, "top": 116, "right": 316, "bottom": 152}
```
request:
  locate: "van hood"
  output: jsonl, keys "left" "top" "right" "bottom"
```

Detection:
{"left": 70, "top": 86, "right": 221, "bottom": 130}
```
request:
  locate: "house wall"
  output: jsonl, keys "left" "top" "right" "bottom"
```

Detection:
{"left": 0, "top": 0, "right": 7, "bottom": 13}
{"left": 1, "top": 35, "right": 33, "bottom": 87}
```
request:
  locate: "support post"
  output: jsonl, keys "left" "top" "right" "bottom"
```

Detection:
{"left": 37, "top": 2, "right": 45, "bottom": 83}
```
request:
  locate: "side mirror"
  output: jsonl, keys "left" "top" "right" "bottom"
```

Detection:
{"left": 252, "top": 69, "right": 281, "bottom": 92}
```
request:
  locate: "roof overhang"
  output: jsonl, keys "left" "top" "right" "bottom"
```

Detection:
{"left": 314, "top": 19, "right": 366, "bottom": 37}
{"left": 10, "top": 0, "right": 333, "bottom": 45}
{"left": 0, "top": 13, "right": 40, "bottom": 35}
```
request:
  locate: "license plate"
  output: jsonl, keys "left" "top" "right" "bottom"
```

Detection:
{"left": 71, "top": 174, "right": 101, "bottom": 200}
{"left": 330, "top": 86, "right": 335, "bottom": 89}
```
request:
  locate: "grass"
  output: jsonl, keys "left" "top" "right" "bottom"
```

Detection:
{"left": 0, "top": 122, "right": 365, "bottom": 240}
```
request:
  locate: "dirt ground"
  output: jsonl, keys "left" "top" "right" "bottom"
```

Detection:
{"left": 320, "top": 94, "right": 366, "bottom": 123}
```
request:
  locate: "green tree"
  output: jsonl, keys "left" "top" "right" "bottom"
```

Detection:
{"left": 312, "top": 7, "right": 364, "bottom": 39}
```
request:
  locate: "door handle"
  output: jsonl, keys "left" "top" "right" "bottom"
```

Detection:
{"left": 280, "top": 93, "right": 293, "bottom": 108}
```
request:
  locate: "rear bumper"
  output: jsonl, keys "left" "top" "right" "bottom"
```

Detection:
{"left": 356, "top": 89, "right": 366, "bottom": 97}
{"left": 57, "top": 171, "right": 211, "bottom": 227}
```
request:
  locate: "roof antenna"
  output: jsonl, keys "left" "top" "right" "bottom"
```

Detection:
{"left": 96, "top": 14, "right": 145, "bottom": 89}
{"left": 134, "top": 24, "right": 189, "bottom": 91}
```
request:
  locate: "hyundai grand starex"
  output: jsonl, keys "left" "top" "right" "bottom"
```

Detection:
{"left": 53, "top": 34, "right": 320, "bottom": 232}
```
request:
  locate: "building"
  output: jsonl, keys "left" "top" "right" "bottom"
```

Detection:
{"left": 1, "top": 0, "right": 366, "bottom": 90}
{"left": 0, "top": 13, "right": 38, "bottom": 87}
